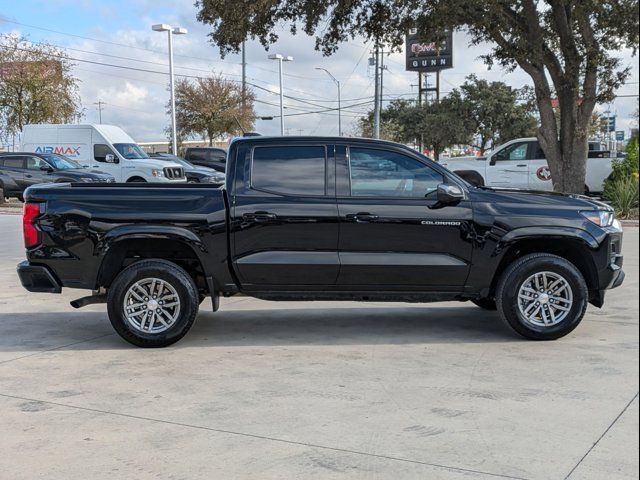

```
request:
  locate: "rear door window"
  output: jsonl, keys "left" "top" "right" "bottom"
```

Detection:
{"left": 251, "top": 146, "right": 326, "bottom": 196}
{"left": 1, "top": 156, "right": 25, "bottom": 169}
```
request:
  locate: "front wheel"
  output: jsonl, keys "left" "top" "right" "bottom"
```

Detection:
{"left": 107, "top": 259, "right": 199, "bottom": 347}
{"left": 496, "top": 253, "right": 588, "bottom": 340}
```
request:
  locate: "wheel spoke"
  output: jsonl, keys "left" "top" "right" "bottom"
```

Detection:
{"left": 122, "top": 277, "right": 181, "bottom": 334}
{"left": 517, "top": 271, "right": 573, "bottom": 327}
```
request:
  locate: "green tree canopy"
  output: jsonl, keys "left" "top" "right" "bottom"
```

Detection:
{"left": 196, "top": 0, "right": 639, "bottom": 193}
{"left": 456, "top": 75, "right": 537, "bottom": 154}
{"left": 0, "top": 34, "right": 82, "bottom": 141}
{"left": 172, "top": 75, "right": 255, "bottom": 146}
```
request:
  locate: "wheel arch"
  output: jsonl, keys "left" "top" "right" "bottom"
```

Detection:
{"left": 96, "top": 230, "right": 212, "bottom": 293}
{"left": 489, "top": 234, "right": 599, "bottom": 298}
{"left": 126, "top": 175, "right": 147, "bottom": 182}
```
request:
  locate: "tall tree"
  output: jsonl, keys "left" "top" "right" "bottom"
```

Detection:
{"left": 457, "top": 75, "right": 537, "bottom": 154}
{"left": 0, "top": 34, "right": 82, "bottom": 141}
{"left": 172, "top": 75, "right": 255, "bottom": 146}
{"left": 196, "top": 0, "right": 638, "bottom": 193}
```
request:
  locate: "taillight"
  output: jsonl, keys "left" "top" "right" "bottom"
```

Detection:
{"left": 23, "top": 203, "right": 41, "bottom": 248}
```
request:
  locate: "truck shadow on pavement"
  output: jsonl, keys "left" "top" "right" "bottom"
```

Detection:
{"left": 0, "top": 305, "right": 519, "bottom": 352}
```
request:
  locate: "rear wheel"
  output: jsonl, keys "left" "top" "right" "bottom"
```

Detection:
{"left": 0, "top": 186, "right": 5, "bottom": 204}
{"left": 107, "top": 259, "right": 199, "bottom": 347}
{"left": 496, "top": 253, "right": 588, "bottom": 340}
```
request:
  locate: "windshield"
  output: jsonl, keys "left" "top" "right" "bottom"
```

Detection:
{"left": 113, "top": 143, "right": 149, "bottom": 160}
{"left": 41, "top": 154, "right": 83, "bottom": 170}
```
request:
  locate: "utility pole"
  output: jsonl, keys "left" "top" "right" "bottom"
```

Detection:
{"left": 241, "top": 40, "right": 247, "bottom": 107}
{"left": 93, "top": 101, "right": 106, "bottom": 123}
{"left": 373, "top": 42, "right": 380, "bottom": 139}
{"left": 379, "top": 48, "right": 386, "bottom": 113}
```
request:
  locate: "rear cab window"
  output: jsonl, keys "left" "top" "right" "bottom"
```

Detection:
{"left": 251, "top": 145, "right": 326, "bottom": 196}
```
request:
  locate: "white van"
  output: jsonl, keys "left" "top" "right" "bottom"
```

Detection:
{"left": 21, "top": 124, "right": 186, "bottom": 183}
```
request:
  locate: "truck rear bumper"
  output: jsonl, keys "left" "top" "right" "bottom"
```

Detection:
{"left": 17, "top": 261, "right": 62, "bottom": 293}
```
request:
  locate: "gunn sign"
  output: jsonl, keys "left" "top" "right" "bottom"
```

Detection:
{"left": 405, "top": 30, "right": 453, "bottom": 72}
{"left": 35, "top": 145, "right": 81, "bottom": 157}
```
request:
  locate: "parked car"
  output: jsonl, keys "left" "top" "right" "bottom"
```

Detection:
{"left": 149, "top": 153, "right": 225, "bottom": 185}
{"left": 17, "top": 136, "right": 624, "bottom": 347}
{"left": 440, "top": 137, "right": 614, "bottom": 194}
{"left": 0, "top": 152, "right": 114, "bottom": 201}
{"left": 184, "top": 147, "right": 227, "bottom": 172}
{"left": 21, "top": 124, "right": 186, "bottom": 183}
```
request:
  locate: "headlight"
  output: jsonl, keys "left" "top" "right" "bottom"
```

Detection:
{"left": 151, "top": 169, "right": 165, "bottom": 177}
{"left": 207, "top": 175, "right": 225, "bottom": 183}
{"left": 581, "top": 210, "right": 615, "bottom": 227}
{"left": 79, "top": 177, "right": 95, "bottom": 183}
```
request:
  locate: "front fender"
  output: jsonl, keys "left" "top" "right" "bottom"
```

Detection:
{"left": 494, "top": 226, "right": 599, "bottom": 254}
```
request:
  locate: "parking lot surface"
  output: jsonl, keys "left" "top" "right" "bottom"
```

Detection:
{"left": 1, "top": 214, "right": 638, "bottom": 479}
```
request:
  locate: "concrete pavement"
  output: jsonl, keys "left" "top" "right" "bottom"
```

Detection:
{"left": 0, "top": 214, "right": 638, "bottom": 479}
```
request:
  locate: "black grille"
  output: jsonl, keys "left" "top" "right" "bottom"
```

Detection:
{"left": 163, "top": 167, "right": 185, "bottom": 179}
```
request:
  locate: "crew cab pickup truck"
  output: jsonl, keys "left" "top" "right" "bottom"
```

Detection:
{"left": 17, "top": 137, "right": 625, "bottom": 347}
{"left": 440, "top": 137, "right": 614, "bottom": 194}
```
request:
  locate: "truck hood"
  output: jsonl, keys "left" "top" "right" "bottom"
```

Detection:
{"left": 471, "top": 186, "right": 612, "bottom": 211}
{"left": 130, "top": 159, "right": 182, "bottom": 170}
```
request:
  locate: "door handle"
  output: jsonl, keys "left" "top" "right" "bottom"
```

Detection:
{"left": 516, "top": 164, "right": 527, "bottom": 167}
{"left": 242, "top": 211, "right": 277, "bottom": 222}
{"left": 25, "top": 174, "right": 33, "bottom": 178}
{"left": 346, "top": 212, "right": 379, "bottom": 223}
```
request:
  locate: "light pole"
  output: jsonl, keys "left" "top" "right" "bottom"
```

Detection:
{"left": 268, "top": 53, "right": 293, "bottom": 136}
{"left": 315, "top": 67, "right": 341, "bottom": 136}
{"left": 152, "top": 23, "right": 187, "bottom": 155}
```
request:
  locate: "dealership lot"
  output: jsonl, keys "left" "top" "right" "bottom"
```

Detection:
{"left": 0, "top": 213, "right": 637, "bottom": 479}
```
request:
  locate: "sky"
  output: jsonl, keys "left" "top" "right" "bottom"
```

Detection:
{"left": 1, "top": 0, "right": 639, "bottom": 143}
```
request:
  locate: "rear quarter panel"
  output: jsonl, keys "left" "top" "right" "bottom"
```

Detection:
{"left": 24, "top": 184, "right": 230, "bottom": 290}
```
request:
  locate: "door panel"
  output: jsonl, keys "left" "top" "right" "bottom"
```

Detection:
{"left": 24, "top": 156, "right": 52, "bottom": 187}
{"left": 485, "top": 141, "right": 530, "bottom": 188}
{"left": 527, "top": 142, "right": 554, "bottom": 191}
{"left": 336, "top": 146, "right": 473, "bottom": 289}
{"left": 231, "top": 144, "right": 339, "bottom": 288}
{"left": 0, "top": 156, "right": 25, "bottom": 193}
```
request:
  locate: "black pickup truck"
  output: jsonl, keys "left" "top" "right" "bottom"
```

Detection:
{"left": 17, "top": 137, "right": 625, "bottom": 347}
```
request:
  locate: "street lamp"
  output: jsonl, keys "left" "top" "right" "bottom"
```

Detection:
{"left": 315, "top": 68, "right": 341, "bottom": 136}
{"left": 268, "top": 53, "right": 293, "bottom": 135}
{"left": 152, "top": 23, "right": 187, "bottom": 155}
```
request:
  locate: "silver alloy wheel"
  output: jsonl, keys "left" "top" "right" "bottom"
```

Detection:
{"left": 122, "top": 277, "right": 181, "bottom": 334}
{"left": 517, "top": 271, "right": 573, "bottom": 327}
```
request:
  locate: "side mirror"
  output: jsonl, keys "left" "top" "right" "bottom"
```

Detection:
{"left": 105, "top": 153, "right": 118, "bottom": 164}
{"left": 40, "top": 165, "right": 54, "bottom": 173}
{"left": 489, "top": 155, "right": 497, "bottom": 166}
{"left": 430, "top": 183, "right": 465, "bottom": 209}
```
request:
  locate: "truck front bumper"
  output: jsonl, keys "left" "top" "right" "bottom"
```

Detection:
{"left": 17, "top": 261, "right": 62, "bottom": 293}
{"left": 590, "top": 231, "right": 625, "bottom": 307}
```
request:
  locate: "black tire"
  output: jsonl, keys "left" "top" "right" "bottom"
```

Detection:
{"left": 496, "top": 253, "right": 588, "bottom": 340}
{"left": 472, "top": 298, "right": 497, "bottom": 310}
{"left": 0, "top": 186, "right": 5, "bottom": 204}
{"left": 107, "top": 259, "right": 199, "bottom": 347}
{"left": 127, "top": 177, "right": 146, "bottom": 183}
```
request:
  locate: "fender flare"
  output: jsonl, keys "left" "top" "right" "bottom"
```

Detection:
{"left": 494, "top": 226, "right": 599, "bottom": 255}
{"left": 96, "top": 225, "right": 211, "bottom": 284}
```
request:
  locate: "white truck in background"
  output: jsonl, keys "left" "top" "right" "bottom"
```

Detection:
{"left": 440, "top": 137, "right": 614, "bottom": 194}
{"left": 21, "top": 124, "right": 186, "bottom": 183}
